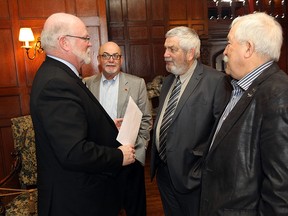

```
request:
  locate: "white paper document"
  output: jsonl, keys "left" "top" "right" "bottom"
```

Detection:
{"left": 116, "top": 96, "right": 143, "bottom": 145}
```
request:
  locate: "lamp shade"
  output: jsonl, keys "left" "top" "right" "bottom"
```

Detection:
{"left": 19, "top": 28, "right": 35, "bottom": 42}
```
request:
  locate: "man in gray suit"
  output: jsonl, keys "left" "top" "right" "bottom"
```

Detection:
{"left": 150, "top": 26, "right": 232, "bottom": 215}
{"left": 84, "top": 41, "right": 152, "bottom": 216}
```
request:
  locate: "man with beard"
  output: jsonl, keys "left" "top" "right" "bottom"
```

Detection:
{"left": 150, "top": 26, "right": 231, "bottom": 215}
{"left": 30, "top": 13, "right": 136, "bottom": 216}
{"left": 83, "top": 41, "right": 152, "bottom": 216}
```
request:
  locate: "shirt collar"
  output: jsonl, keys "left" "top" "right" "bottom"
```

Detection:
{"left": 178, "top": 60, "right": 198, "bottom": 83}
{"left": 47, "top": 55, "right": 80, "bottom": 77}
{"left": 234, "top": 60, "right": 274, "bottom": 91}
{"left": 101, "top": 73, "right": 119, "bottom": 83}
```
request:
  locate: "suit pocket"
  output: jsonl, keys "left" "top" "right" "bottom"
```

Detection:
{"left": 189, "top": 150, "right": 204, "bottom": 179}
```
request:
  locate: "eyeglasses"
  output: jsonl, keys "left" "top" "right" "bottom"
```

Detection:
{"left": 65, "top": 35, "right": 90, "bottom": 42}
{"left": 99, "top": 52, "right": 122, "bottom": 60}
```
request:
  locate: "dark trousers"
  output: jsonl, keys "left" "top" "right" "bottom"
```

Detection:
{"left": 118, "top": 160, "right": 146, "bottom": 216}
{"left": 156, "top": 162, "right": 200, "bottom": 216}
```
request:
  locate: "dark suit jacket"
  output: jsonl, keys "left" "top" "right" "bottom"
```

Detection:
{"left": 30, "top": 57, "right": 123, "bottom": 216}
{"left": 200, "top": 63, "right": 288, "bottom": 216}
{"left": 150, "top": 61, "right": 231, "bottom": 193}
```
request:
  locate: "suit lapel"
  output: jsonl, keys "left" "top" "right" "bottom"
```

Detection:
{"left": 91, "top": 75, "right": 101, "bottom": 99}
{"left": 117, "top": 73, "right": 129, "bottom": 117}
{"left": 171, "top": 63, "right": 203, "bottom": 124}
{"left": 154, "top": 75, "right": 174, "bottom": 128}
{"left": 208, "top": 63, "right": 280, "bottom": 154}
{"left": 208, "top": 87, "right": 257, "bottom": 153}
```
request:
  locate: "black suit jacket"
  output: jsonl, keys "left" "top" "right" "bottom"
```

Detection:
{"left": 30, "top": 57, "right": 123, "bottom": 216}
{"left": 150, "top": 61, "right": 231, "bottom": 193}
{"left": 200, "top": 63, "right": 288, "bottom": 216}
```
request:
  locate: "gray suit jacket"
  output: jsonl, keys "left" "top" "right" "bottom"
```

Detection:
{"left": 84, "top": 72, "right": 152, "bottom": 165}
{"left": 150, "top": 61, "right": 232, "bottom": 193}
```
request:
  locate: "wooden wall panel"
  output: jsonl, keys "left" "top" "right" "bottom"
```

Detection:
{"left": 129, "top": 45, "right": 151, "bottom": 79}
{"left": 108, "top": 0, "right": 123, "bottom": 22}
{"left": 76, "top": 0, "right": 100, "bottom": 16}
{"left": 18, "top": 0, "right": 66, "bottom": 18}
{"left": 129, "top": 27, "right": 148, "bottom": 39}
{"left": 0, "top": 126, "right": 14, "bottom": 180}
{"left": 107, "top": 0, "right": 208, "bottom": 82}
{"left": 0, "top": 0, "right": 9, "bottom": 18}
{"left": 191, "top": 0, "right": 206, "bottom": 19}
{"left": 0, "top": 96, "right": 21, "bottom": 118}
{"left": 152, "top": 44, "right": 166, "bottom": 78}
{"left": 0, "top": 29, "right": 17, "bottom": 87}
{"left": 169, "top": 0, "right": 188, "bottom": 20}
{"left": 151, "top": 0, "right": 164, "bottom": 21}
{"left": 127, "top": 0, "right": 147, "bottom": 21}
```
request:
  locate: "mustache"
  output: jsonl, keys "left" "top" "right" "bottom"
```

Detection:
{"left": 165, "top": 58, "right": 173, "bottom": 62}
{"left": 105, "top": 64, "right": 116, "bottom": 67}
{"left": 223, "top": 55, "right": 229, "bottom": 63}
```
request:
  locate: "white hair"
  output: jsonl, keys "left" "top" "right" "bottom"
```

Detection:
{"left": 165, "top": 26, "right": 201, "bottom": 59}
{"left": 231, "top": 12, "right": 283, "bottom": 61}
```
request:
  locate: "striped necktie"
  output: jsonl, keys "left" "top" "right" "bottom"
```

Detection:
{"left": 159, "top": 76, "right": 181, "bottom": 162}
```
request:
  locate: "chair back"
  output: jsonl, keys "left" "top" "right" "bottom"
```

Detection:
{"left": 11, "top": 115, "right": 37, "bottom": 186}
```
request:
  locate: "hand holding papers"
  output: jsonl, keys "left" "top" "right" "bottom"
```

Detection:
{"left": 116, "top": 96, "right": 143, "bottom": 146}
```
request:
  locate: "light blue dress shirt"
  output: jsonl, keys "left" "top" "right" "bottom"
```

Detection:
{"left": 99, "top": 74, "right": 119, "bottom": 120}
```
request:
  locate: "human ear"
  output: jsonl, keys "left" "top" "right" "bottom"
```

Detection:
{"left": 245, "top": 41, "right": 254, "bottom": 58}
{"left": 58, "top": 36, "right": 70, "bottom": 52}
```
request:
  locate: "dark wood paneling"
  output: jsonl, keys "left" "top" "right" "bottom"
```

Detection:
{"left": 169, "top": 0, "right": 187, "bottom": 20}
{"left": 108, "top": 0, "right": 123, "bottom": 22}
{"left": 128, "top": 26, "right": 148, "bottom": 39}
{"left": 127, "top": 0, "right": 147, "bottom": 21}
{"left": 129, "top": 45, "right": 151, "bottom": 79}
{"left": 151, "top": 0, "right": 164, "bottom": 21}
{"left": 0, "top": 29, "right": 17, "bottom": 87}
{"left": 107, "top": 0, "right": 208, "bottom": 82}
{"left": 0, "top": 126, "right": 14, "bottom": 180}
{"left": 152, "top": 44, "right": 166, "bottom": 77}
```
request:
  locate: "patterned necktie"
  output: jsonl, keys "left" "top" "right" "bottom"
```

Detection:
{"left": 159, "top": 76, "right": 181, "bottom": 162}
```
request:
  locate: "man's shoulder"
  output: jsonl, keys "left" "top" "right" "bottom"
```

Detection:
{"left": 120, "top": 72, "right": 144, "bottom": 82}
{"left": 200, "top": 64, "right": 227, "bottom": 80}
{"left": 83, "top": 74, "right": 100, "bottom": 84}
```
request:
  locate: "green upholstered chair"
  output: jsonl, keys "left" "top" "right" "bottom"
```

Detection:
{"left": 0, "top": 115, "right": 38, "bottom": 216}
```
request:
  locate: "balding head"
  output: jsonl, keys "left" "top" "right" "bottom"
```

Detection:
{"left": 99, "top": 42, "right": 122, "bottom": 55}
{"left": 40, "top": 13, "right": 92, "bottom": 70}
{"left": 97, "top": 41, "right": 123, "bottom": 80}
{"left": 41, "top": 13, "right": 84, "bottom": 52}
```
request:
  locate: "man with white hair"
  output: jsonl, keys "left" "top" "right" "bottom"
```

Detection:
{"left": 30, "top": 13, "right": 135, "bottom": 215}
{"left": 200, "top": 12, "right": 288, "bottom": 215}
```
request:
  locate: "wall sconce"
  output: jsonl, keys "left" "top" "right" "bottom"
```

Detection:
{"left": 19, "top": 27, "right": 44, "bottom": 60}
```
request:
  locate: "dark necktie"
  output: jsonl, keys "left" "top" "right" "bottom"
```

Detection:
{"left": 159, "top": 76, "right": 181, "bottom": 162}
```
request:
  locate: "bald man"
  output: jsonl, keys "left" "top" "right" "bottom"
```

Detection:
{"left": 84, "top": 41, "right": 152, "bottom": 216}
{"left": 30, "top": 14, "right": 136, "bottom": 216}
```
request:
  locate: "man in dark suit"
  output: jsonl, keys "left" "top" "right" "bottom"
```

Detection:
{"left": 83, "top": 41, "right": 152, "bottom": 216}
{"left": 30, "top": 13, "right": 136, "bottom": 216}
{"left": 150, "top": 26, "right": 231, "bottom": 215}
{"left": 200, "top": 12, "right": 288, "bottom": 216}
